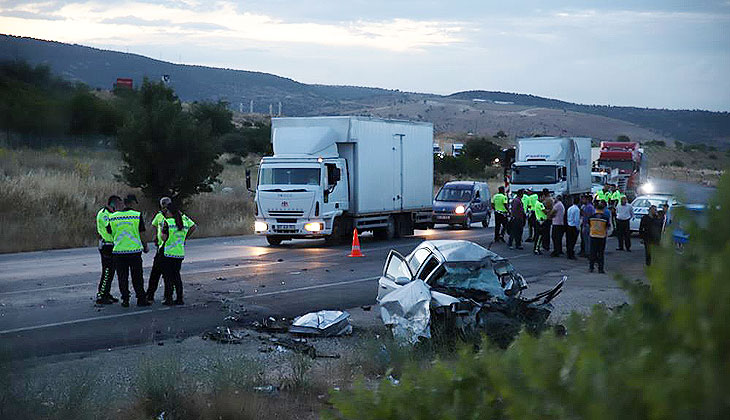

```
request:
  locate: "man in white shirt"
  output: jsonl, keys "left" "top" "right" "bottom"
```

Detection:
{"left": 615, "top": 196, "right": 634, "bottom": 251}
{"left": 566, "top": 196, "right": 581, "bottom": 260}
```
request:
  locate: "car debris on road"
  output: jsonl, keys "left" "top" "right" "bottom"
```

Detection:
{"left": 202, "top": 326, "right": 248, "bottom": 344}
{"left": 376, "top": 240, "right": 566, "bottom": 346}
{"left": 289, "top": 310, "right": 352, "bottom": 337}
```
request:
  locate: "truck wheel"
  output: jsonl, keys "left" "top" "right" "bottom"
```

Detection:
{"left": 266, "top": 236, "right": 283, "bottom": 246}
{"left": 324, "top": 217, "right": 344, "bottom": 245}
{"left": 374, "top": 216, "right": 396, "bottom": 240}
{"left": 462, "top": 215, "right": 472, "bottom": 230}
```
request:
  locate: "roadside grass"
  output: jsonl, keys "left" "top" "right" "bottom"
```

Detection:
{"left": 0, "top": 147, "right": 256, "bottom": 253}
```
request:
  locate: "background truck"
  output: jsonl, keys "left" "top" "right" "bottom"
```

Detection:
{"left": 249, "top": 116, "right": 434, "bottom": 246}
{"left": 510, "top": 137, "right": 592, "bottom": 198}
{"left": 595, "top": 141, "right": 647, "bottom": 199}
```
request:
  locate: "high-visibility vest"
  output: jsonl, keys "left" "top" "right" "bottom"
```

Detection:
{"left": 109, "top": 210, "right": 143, "bottom": 254}
{"left": 96, "top": 207, "right": 114, "bottom": 244}
{"left": 151, "top": 211, "right": 166, "bottom": 247}
{"left": 611, "top": 191, "right": 624, "bottom": 201}
{"left": 527, "top": 194, "right": 539, "bottom": 211}
{"left": 521, "top": 195, "right": 530, "bottom": 213}
{"left": 534, "top": 201, "right": 547, "bottom": 222}
{"left": 493, "top": 193, "right": 508, "bottom": 213}
{"left": 595, "top": 191, "right": 608, "bottom": 202}
{"left": 589, "top": 211, "right": 610, "bottom": 238}
{"left": 163, "top": 215, "right": 195, "bottom": 258}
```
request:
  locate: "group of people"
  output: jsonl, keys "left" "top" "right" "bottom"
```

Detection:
{"left": 491, "top": 184, "right": 671, "bottom": 274}
{"left": 95, "top": 195, "right": 195, "bottom": 307}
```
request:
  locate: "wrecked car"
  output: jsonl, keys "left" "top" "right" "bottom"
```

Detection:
{"left": 376, "top": 240, "right": 564, "bottom": 346}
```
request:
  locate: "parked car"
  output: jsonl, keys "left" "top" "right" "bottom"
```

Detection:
{"left": 629, "top": 194, "right": 681, "bottom": 233}
{"left": 432, "top": 181, "right": 491, "bottom": 229}
{"left": 376, "top": 240, "right": 564, "bottom": 346}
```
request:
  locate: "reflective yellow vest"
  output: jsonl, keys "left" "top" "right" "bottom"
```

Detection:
{"left": 493, "top": 193, "right": 508, "bottom": 213}
{"left": 534, "top": 201, "right": 547, "bottom": 222}
{"left": 109, "top": 210, "right": 143, "bottom": 254}
{"left": 96, "top": 207, "right": 114, "bottom": 244}
{"left": 163, "top": 215, "right": 195, "bottom": 258}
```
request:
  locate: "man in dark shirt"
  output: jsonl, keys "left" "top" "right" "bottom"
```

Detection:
{"left": 639, "top": 205, "right": 663, "bottom": 266}
{"left": 508, "top": 189, "right": 526, "bottom": 250}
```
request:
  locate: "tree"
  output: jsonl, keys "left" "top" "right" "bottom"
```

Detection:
{"left": 616, "top": 134, "right": 631, "bottom": 142}
{"left": 116, "top": 79, "right": 223, "bottom": 200}
{"left": 331, "top": 175, "right": 730, "bottom": 419}
{"left": 464, "top": 137, "right": 500, "bottom": 164}
{"left": 191, "top": 101, "right": 233, "bottom": 138}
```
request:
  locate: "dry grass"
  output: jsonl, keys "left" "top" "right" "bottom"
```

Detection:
{"left": 0, "top": 147, "right": 256, "bottom": 253}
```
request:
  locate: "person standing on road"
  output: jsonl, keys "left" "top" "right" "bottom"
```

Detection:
{"left": 589, "top": 201, "right": 611, "bottom": 273}
{"left": 492, "top": 186, "right": 508, "bottom": 242}
{"left": 508, "top": 189, "right": 526, "bottom": 250}
{"left": 161, "top": 202, "right": 196, "bottom": 305}
{"left": 579, "top": 194, "right": 595, "bottom": 258}
{"left": 146, "top": 197, "right": 172, "bottom": 303}
{"left": 566, "top": 196, "right": 581, "bottom": 260}
{"left": 524, "top": 189, "right": 537, "bottom": 242}
{"left": 549, "top": 195, "right": 565, "bottom": 257}
{"left": 533, "top": 194, "right": 548, "bottom": 255}
{"left": 615, "top": 196, "right": 634, "bottom": 251}
{"left": 541, "top": 189, "right": 553, "bottom": 253}
{"left": 108, "top": 194, "right": 149, "bottom": 307}
{"left": 95, "top": 195, "right": 122, "bottom": 305}
{"left": 640, "top": 205, "right": 663, "bottom": 266}
{"left": 609, "top": 185, "right": 622, "bottom": 236}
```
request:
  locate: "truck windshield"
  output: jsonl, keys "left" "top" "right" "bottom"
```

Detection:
{"left": 511, "top": 165, "right": 557, "bottom": 184}
{"left": 436, "top": 187, "right": 472, "bottom": 202}
{"left": 598, "top": 160, "right": 634, "bottom": 172}
{"left": 259, "top": 167, "right": 320, "bottom": 185}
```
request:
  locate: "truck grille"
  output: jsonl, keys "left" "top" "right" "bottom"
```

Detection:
{"left": 269, "top": 210, "right": 304, "bottom": 217}
{"left": 276, "top": 218, "right": 297, "bottom": 223}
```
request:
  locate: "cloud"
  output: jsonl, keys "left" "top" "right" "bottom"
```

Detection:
{"left": 1, "top": 9, "right": 63, "bottom": 20}
{"left": 100, "top": 15, "right": 168, "bottom": 26}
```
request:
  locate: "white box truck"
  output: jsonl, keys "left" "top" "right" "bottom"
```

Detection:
{"left": 248, "top": 116, "right": 434, "bottom": 246}
{"left": 510, "top": 137, "right": 592, "bottom": 198}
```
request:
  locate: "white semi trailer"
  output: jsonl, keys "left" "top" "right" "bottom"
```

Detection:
{"left": 510, "top": 137, "right": 592, "bottom": 198}
{"left": 248, "top": 116, "right": 434, "bottom": 246}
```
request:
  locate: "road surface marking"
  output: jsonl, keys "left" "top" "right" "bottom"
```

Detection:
{"left": 0, "top": 307, "right": 172, "bottom": 335}
{"left": 0, "top": 283, "right": 96, "bottom": 295}
{"left": 242, "top": 276, "right": 379, "bottom": 299}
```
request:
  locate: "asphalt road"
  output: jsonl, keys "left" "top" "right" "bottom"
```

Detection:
{"left": 0, "top": 221, "right": 647, "bottom": 361}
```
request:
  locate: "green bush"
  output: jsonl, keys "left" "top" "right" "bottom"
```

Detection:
{"left": 671, "top": 159, "right": 686, "bottom": 167}
{"left": 329, "top": 175, "right": 730, "bottom": 420}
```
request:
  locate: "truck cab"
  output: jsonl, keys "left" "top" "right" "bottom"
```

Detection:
{"left": 253, "top": 157, "right": 348, "bottom": 246}
{"left": 511, "top": 161, "right": 567, "bottom": 196}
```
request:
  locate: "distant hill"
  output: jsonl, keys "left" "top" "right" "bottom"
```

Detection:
{"left": 1, "top": 34, "right": 729, "bottom": 146}
{"left": 448, "top": 91, "right": 730, "bottom": 146}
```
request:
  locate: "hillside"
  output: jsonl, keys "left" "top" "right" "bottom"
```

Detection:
{"left": 1, "top": 34, "right": 729, "bottom": 146}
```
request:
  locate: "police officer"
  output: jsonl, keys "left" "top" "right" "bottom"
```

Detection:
{"left": 95, "top": 195, "right": 121, "bottom": 304}
{"left": 492, "top": 186, "right": 508, "bottom": 242}
{"left": 533, "top": 193, "right": 548, "bottom": 255}
{"left": 146, "top": 197, "right": 172, "bottom": 303}
{"left": 108, "top": 194, "right": 149, "bottom": 307}
{"left": 160, "top": 202, "right": 196, "bottom": 305}
{"left": 508, "top": 189, "right": 526, "bottom": 250}
{"left": 640, "top": 205, "right": 663, "bottom": 266}
{"left": 524, "top": 189, "right": 538, "bottom": 241}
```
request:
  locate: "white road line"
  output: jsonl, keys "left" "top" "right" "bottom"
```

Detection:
{"left": 242, "top": 276, "right": 379, "bottom": 299}
{"left": 0, "top": 307, "right": 172, "bottom": 335}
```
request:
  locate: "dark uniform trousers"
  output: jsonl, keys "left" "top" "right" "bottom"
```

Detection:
{"left": 590, "top": 237, "right": 607, "bottom": 271}
{"left": 97, "top": 244, "right": 115, "bottom": 298}
{"left": 566, "top": 226, "right": 579, "bottom": 258}
{"left": 494, "top": 211, "right": 507, "bottom": 240}
{"left": 163, "top": 257, "right": 184, "bottom": 302}
{"left": 146, "top": 248, "right": 165, "bottom": 299}
{"left": 509, "top": 218, "right": 524, "bottom": 247}
{"left": 115, "top": 252, "right": 145, "bottom": 300}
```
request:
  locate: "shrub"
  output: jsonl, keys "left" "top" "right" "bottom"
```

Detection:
{"left": 671, "top": 159, "right": 685, "bottom": 167}
{"left": 329, "top": 175, "right": 730, "bottom": 420}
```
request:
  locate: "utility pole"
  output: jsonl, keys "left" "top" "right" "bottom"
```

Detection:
{"left": 278, "top": 102, "right": 282, "bottom": 116}
{"left": 249, "top": 100, "right": 254, "bottom": 114}
{"left": 269, "top": 104, "right": 273, "bottom": 116}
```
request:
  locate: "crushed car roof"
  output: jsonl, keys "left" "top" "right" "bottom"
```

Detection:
{"left": 421, "top": 240, "right": 499, "bottom": 262}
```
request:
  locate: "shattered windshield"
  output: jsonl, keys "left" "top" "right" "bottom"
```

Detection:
{"left": 431, "top": 260, "right": 506, "bottom": 299}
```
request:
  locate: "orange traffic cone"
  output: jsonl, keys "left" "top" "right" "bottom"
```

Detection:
{"left": 348, "top": 228, "right": 364, "bottom": 257}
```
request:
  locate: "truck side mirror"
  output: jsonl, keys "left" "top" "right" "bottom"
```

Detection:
{"left": 327, "top": 165, "right": 341, "bottom": 186}
{"left": 245, "top": 169, "right": 253, "bottom": 192}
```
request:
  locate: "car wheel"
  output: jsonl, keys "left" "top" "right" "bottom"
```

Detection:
{"left": 482, "top": 212, "right": 490, "bottom": 228}
{"left": 266, "top": 236, "right": 283, "bottom": 246}
{"left": 462, "top": 215, "right": 472, "bottom": 229}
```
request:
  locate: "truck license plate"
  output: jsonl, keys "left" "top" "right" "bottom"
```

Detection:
{"left": 278, "top": 224, "right": 296, "bottom": 230}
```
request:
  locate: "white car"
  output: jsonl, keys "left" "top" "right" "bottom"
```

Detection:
{"left": 629, "top": 194, "right": 680, "bottom": 233}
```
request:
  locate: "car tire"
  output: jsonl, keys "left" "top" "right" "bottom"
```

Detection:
{"left": 482, "top": 212, "right": 490, "bottom": 228}
{"left": 266, "top": 236, "right": 283, "bottom": 246}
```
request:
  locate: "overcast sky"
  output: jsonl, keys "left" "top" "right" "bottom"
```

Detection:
{"left": 2, "top": 0, "right": 729, "bottom": 111}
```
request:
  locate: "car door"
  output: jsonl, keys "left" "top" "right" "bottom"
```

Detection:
{"left": 471, "top": 187, "right": 485, "bottom": 221}
{"left": 377, "top": 250, "right": 414, "bottom": 301}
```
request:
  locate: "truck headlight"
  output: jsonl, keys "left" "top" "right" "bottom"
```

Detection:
{"left": 304, "top": 222, "right": 324, "bottom": 232}
{"left": 254, "top": 221, "right": 268, "bottom": 232}
{"left": 455, "top": 205, "right": 466, "bottom": 214}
